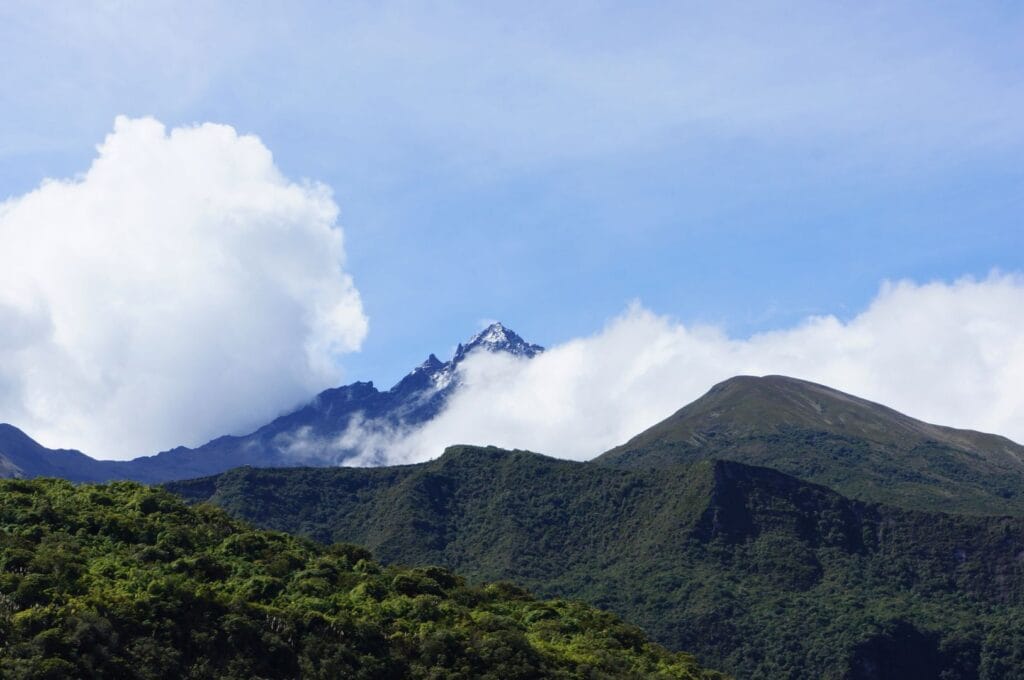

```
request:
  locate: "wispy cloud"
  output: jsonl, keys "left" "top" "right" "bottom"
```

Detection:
{"left": 3, "top": 3, "right": 1022, "bottom": 176}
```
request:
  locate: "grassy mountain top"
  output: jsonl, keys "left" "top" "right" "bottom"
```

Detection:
{"left": 0, "top": 477, "right": 723, "bottom": 680}
{"left": 169, "top": 446, "right": 1024, "bottom": 679}
{"left": 597, "top": 375, "right": 1024, "bottom": 514}
{"left": 605, "top": 375, "right": 1023, "bottom": 459}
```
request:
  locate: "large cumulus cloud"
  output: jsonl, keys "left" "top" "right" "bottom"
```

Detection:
{"left": 0, "top": 116, "right": 367, "bottom": 458}
{"left": 344, "top": 274, "right": 1024, "bottom": 464}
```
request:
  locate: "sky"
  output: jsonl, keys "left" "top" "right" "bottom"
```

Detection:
{"left": 0, "top": 2, "right": 1022, "bottom": 459}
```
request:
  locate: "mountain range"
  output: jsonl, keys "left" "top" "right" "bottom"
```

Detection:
{"left": 6, "top": 322, "right": 1024, "bottom": 518}
{"left": 6, "top": 323, "right": 1024, "bottom": 677}
{"left": 0, "top": 322, "right": 542, "bottom": 483}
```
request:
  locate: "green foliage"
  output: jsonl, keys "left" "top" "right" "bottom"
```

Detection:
{"left": 169, "top": 448, "right": 1024, "bottom": 678}
{"left": 606, "top": 424, "right": 1024, "bottom": 516}
{"left": 0, "top": 478, "right": 723, "bottom": 679}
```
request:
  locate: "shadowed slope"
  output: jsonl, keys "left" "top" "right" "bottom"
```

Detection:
{"left": 0, "top": 424, "right": 124, "bottom": 482}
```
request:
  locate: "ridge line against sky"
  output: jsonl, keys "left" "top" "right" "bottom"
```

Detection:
{"left": 334, "top": 272, "right": 1024, "bottom": 466}
{"left": 0, "top": 3, "right": 1022, "bottom": 458}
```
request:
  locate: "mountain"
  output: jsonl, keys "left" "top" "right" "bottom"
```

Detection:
{"left": 0, "top": 476, "right": 721, "bottom": 679}
{"left": 167, "top": 446, "right": 1024, "bottom": 679}
{"left": 0, "top": 322, "right": 542, "bottom": 483}
{"left": 0, "top": 423, "right": 124, "bottom": 482}
{"left": 597, "top": 375, "right": 1024, "bottom": 515}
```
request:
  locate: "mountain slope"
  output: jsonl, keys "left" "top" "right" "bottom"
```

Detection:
{"left": 597, "top": 375, "right": 1024, "bottom": 515}
{"left": 168, "top": 447, "right": 1024, "bottom": 679}
{"left": 0, "top": 423, "right": 124, "bottom": 482}
{"left": 0, "top": 323, "right": 542, "bottom": 483}
{"left": 137, "top": 321, "right": 543, "bottom": 471}
{"left": 0, "top": 476, "right": 721, "bottom": 679}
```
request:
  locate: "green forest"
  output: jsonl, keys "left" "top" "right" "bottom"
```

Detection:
{"left": 169, "top": 447, "right": 1024, "bottom": 679}
{"left": 0, "top": 477, "right": 723, "bottom": 680}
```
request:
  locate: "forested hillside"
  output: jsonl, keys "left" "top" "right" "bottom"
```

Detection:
{"left": 0, "top": 478, "right": 723, "bottom": 680}
{"left": 169, "top": 447, "right": 1024, "bottom": 678}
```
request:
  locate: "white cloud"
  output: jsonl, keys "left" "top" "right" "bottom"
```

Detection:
{"left": 0, "top": 116, "right": 367, "bottom": 459}
{"left": 347, "top": 274, "right": 1024, "bottom": 464}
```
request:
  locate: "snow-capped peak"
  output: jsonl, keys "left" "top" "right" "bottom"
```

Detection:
{"left": 388, "top": 323, "right": 543, "bottom": 399}
{"left": 454, "top": 322, "right": 543, "bottom": 364}
{"left": 468, "top": 321, "right": 511, "bottom": 346}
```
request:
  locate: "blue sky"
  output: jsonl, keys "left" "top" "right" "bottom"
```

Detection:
{"left": 1, "top": 2, "right": 1023, "bottom": 457}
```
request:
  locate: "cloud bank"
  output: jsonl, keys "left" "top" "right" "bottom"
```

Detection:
{"left": 344, "top": 274, "right": 1024, "bottom": 464}
{"left": 0, "top": 117, "right": 367, "bottom": 459}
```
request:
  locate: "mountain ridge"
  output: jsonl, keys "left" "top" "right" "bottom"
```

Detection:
{"left": 612, "top": 374, "right": 1024, "bottom": 461}
{"left": 597, "top": 374, "right": 1024, "bottom": 515}
{"left": 167, "top": 445, "right": 1024, "bottom": 678}
{"left": 0, "top": 323, "right": 543, "bottom": 483}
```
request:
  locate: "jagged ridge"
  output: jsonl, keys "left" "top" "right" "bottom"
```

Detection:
{"left": 0, "top": 323, "right": 543, "bottom": 483}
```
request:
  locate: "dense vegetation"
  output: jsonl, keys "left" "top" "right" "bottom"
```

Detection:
{"left": 604, "top": 424, "right": 1024, "bottom": 516}
{"left": 599, "top": 375, "right": 1024, "bottom": 516}
{"left": 0, "top": 477, "right": 723, "bottom": 679}
{"left": 169, "top": 447, "right": 1024, "bottom": 679}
